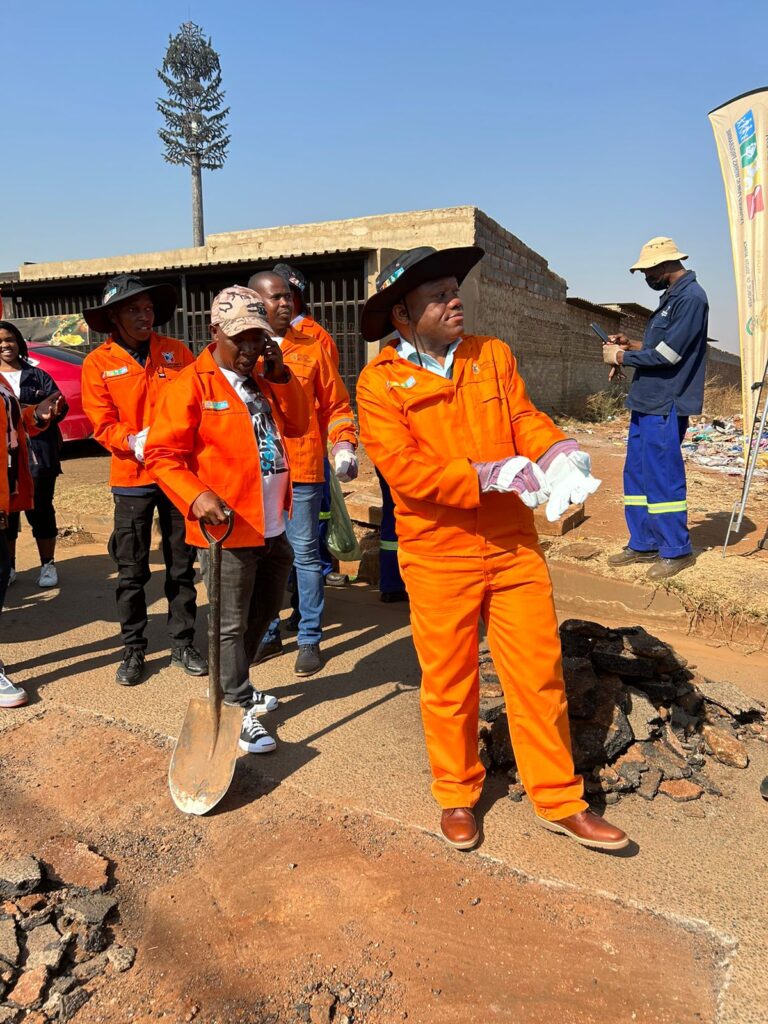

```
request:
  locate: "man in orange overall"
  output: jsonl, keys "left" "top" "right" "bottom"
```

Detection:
{"left": 82, "top": 276, "right": 205, "bottom": 686}
{"left": 357, "top": 246, "right": 629, "bottom": 851}
{"left": 145, "top": 286, "right": 309, "bottom": 753}
{"left": 248, "top": 271, "right": 357, "bottom": 676}
{"left": 272, "top": 262, "right": 348, "bottom": 590}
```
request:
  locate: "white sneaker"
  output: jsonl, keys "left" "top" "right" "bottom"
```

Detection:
{"left": 0, "top": 669, "right": 28, "bottom": 708}
{"left": 7, "top": 568, "right": 16, "bottom": 585}
{"left": 250, "top": 689, "right": 278, "bottom": 713}
{"left": 38, "top": 563, "right": 58, "bottom": 588}
{"left": 238, "top": 708, "right": 276, "bottom": 754}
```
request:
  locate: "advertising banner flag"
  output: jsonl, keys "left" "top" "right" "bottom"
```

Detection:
{"left": 709, "top": 89, "right": 768, "bottom": 427}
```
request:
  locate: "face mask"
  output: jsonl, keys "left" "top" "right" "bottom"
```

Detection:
{"left": 645, "top": 273, "right": 667, "bottom": 291}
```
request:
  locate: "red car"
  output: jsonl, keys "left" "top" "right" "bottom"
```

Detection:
{"left": 26, "top": 343, "right": 92, "bottom": 443}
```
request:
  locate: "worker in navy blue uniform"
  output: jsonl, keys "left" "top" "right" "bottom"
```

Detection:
{"left": 375, "top": 468, "right": 407, "bottom": 602}
{"left": 602, "top": 237, "right": 708, "bottom": 580}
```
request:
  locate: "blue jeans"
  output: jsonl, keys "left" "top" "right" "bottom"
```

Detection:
{"left": 264, "top": 482, "right": 325, "bottom": 645}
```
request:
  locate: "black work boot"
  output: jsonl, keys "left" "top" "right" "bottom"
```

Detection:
{"left": 294, "top": 644, "right": 322, "bottom": 676}
{"left": 170, "top": 644, "right": 208, "bottom": 676}
{"left": 607, "top": 547, "right": 659, "bottom": 567}
{"left": 116, "top": 647, "right": 146, "bottom": 686}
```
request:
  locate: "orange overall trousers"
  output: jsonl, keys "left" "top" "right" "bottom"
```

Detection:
{"left": 357, "top": 335, "right": 587, "bottom": 819}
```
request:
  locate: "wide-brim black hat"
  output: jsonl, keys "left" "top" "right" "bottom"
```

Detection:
{"left": 273, "top": 262, "right": 308, "bottom": 314}
{"left": 360, "top": 245, "right": 484, "bottom": 342}
{"left": 83, "top": 274, "right": 177, "bottom": 333}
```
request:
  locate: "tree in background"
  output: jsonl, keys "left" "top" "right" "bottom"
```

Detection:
{"left": 156, "top": 22, "right": 230, "bottom": 247}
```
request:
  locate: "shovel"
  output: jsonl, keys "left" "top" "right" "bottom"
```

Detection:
{"left": 169, "top": 510, "right": 242, "bottom": 815}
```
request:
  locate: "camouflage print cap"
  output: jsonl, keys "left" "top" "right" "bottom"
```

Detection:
{"left": 211, "top": 285, "right": 272, "bottom": 336}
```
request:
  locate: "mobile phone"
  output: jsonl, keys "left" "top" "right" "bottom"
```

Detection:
{"left": 590, "top": 322, "right": 611, "bottom": 344}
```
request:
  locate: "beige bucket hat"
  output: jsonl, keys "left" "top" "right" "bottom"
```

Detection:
{"left": 630, "top": 236, "right": 689, "bottom": 273}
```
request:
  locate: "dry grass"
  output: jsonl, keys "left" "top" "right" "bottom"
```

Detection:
{"left": 547, "top": 535, "right": 768, "bottom": 647}
{"left": 583, "top": 388, "right": 629, "bottom": 423}
{"left": 702, "top": 375, "right": 742, "bottom": 420}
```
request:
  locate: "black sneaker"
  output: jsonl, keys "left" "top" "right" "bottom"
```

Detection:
{"left": 238, "top": 707, "right": 277, "bottom": 754}
{"left": 284, "top": 614, "right": 300, "bottom": 633}
{"left": 116, "top": 648, "right": 145, "bottom": 686}
{"left": 380, "top": 590, "right": 408, "bottom": 604}
{"left": 294, "top": 643, "right": 322, "bottom": 676}
{"left": 254, "top": 638, "right": 283, "bottom": 664}
{"left": 170, "top": 644, "right": 208, "bottom": 676}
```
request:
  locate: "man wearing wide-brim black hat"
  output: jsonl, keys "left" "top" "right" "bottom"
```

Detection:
{"left": 357, "top": 246, "right": 629, "bottom": 852}
{"left": 82, "top": 275, "right": 206, "bottom": 686}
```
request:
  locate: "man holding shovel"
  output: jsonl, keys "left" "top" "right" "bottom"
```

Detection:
{"left": 145, "top": 286, "right": 309, "bottom": 755}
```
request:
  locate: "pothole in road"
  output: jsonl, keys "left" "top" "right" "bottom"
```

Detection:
{"left": 0, "top": 710, "right": 725, "bottom": 1024}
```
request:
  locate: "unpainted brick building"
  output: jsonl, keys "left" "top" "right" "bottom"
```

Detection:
{"left": 0, "top": 205, "right": 736, "bottom": 416}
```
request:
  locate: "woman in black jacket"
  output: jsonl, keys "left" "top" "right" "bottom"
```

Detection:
{"left": 0, "top": 321, "right": 68, "bottom": 588}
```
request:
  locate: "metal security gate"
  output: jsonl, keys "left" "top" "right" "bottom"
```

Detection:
{"left": 178, "top": 255, "right": 366, "bottom": 402}
{"left": 305, "top": 273, "right": 365, "bottom": 402}
{"left": 1, "top": 254, "right": 367, "bottom": 403}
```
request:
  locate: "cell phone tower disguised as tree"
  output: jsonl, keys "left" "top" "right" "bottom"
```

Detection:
{"left": 156, "top": 22, "right": 230, "bottom": 247}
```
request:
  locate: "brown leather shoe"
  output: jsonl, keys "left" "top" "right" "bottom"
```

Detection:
{"left": 607, "top": 546, "right": 659, "bottom": 566}
{"left": 537, "top": 809, "right": 629, "bottom": 850}
{"left": 646, "top": 553, "right": 696, "bottom": 580}
{"left": 440, "top": 807, "right": 479, "bottom": 850}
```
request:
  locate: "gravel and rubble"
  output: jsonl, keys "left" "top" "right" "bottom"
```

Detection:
{"left": 479, "top": 619, "right": 767, "bottom": 804}
{"left": 0, "top": 843, "right": 134, "bottom": 1021}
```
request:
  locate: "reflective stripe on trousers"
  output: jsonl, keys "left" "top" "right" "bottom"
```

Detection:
{"left": 623, "top": 409, "right": 691, "bottom": 559}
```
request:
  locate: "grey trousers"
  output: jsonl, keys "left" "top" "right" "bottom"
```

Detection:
{"left": 198, "top": 533, "right": 294, "bottom": 706}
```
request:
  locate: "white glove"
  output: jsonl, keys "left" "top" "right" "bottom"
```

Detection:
{"left": 333, "top": 443, "right": 358, "bottom": 482}
{"left": 544, "top": 451, "right": 601, "bottom": 522}
{"left": 133, "top": 427, "right": 150, "bottom": 464}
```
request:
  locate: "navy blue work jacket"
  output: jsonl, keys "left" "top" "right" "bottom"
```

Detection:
{"left": 623, "top": 271, "right": 709, "bottom": 416}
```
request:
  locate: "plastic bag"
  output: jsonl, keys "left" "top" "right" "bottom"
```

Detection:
{"left": 326, "top": 471, "right": 362, "bottom": 562}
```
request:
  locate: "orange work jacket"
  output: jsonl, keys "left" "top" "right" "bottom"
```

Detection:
{"left": 144, "top": 344, "right": 310, "bottom": 550}
{"left": 291, "top": 315, "right": 340, "bottom": 368}
{"left": 82, "top": 333, "right": 194, "bottom": 488}
{"left": 0, "top": 404, "right": 40, "bottom": 515}
{"left": 356, "top": 335, "right": 567, "bottom": 556}
{"left": 280, "top": 326, "right": 356, "bottom": 484}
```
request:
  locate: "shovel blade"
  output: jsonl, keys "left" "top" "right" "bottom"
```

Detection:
{"left": 168, "top": 698, "right": 243, "bottom": 815}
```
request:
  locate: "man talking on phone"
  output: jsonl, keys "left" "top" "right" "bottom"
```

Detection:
{"left": 145, "top": 286, "right": 309, "bottom": 755}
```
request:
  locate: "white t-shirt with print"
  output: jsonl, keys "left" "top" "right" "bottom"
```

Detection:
{"left": 219, "top": 368, "right": 289, "bottom": 539}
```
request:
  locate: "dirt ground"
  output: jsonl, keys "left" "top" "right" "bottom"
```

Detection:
{"left": 2, "top": 428, "right": 767, "bottom": 1024}
{"left": 0, "top": 711, "right": 723, "bottom": 1024}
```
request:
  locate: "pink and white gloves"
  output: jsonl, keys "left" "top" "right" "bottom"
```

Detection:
{"left": 474, "top": 456, "right": 549, "bottom": 508}
{"left": 331, "top": 441, "right": 358, "bottom": 482}
{"left": 473, "top": 440, "right": 601, "bottom": 521}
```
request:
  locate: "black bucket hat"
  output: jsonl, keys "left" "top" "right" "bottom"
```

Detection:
{"left": 360, "top": 245, "right": 484, "bottom": 342}
{"left": 83, "top": 274, "right": 177, "bottom": 333}
{"left": 273, "top": 262, "right": 308, "bottom": 313}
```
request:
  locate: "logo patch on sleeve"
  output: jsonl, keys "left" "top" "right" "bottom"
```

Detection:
{"left": 386, "top": 375, "right": 417, "bottom": 391}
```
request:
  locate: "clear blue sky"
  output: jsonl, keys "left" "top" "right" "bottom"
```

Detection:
{"left": 4, "top": 0, "right": 767, "bottom": 352}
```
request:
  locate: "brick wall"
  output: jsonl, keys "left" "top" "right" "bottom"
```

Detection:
{"left": 468, "top": 208, "right": 623, "bottom": 414}
{"left": 469, "top": 213, "right": 743, "bottom": 417}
